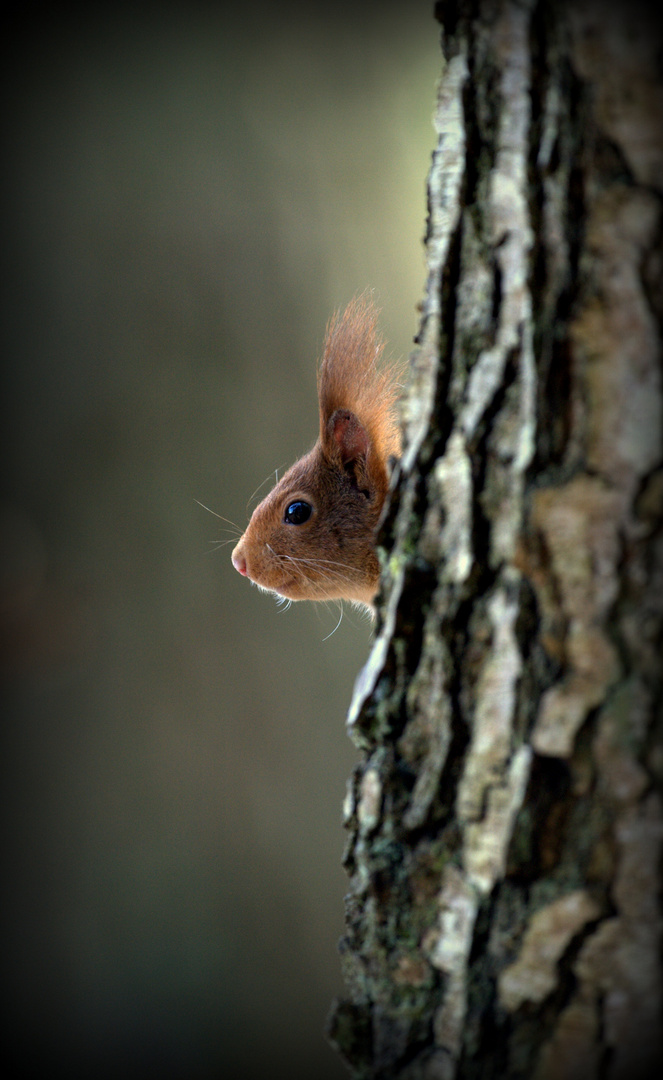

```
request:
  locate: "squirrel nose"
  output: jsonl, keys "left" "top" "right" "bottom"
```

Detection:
{"left": 232, "top": 549, "right": 248, "bottom": 576}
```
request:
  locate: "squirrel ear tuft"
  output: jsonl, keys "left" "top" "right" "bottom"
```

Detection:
{"left": 327, "top": 409, "right": 369, "bottom": 464}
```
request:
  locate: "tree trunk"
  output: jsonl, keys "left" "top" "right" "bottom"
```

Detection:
{"left": 327, "top": 1, "right": 663, "bottom": 1078}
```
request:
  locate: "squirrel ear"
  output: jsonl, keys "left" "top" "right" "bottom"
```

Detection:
{"left": 327, "top": 408, "right": 369, "bottom": 465}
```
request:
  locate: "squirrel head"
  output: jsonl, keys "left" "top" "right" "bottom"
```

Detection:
{"left": 231, "top": 296, "right": 401, "bottom": 610}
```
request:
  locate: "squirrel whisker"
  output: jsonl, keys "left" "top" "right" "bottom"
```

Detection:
{"left": 196, "top": 500, "right": 243, "bottom": 534}
{"left": 321, "top": 604, "right": 344, "bottom": 641}
{"left": 269, "top": 550, "right": 357, "bottom": 584}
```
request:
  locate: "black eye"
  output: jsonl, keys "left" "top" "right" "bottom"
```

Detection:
{"left": 284, "top": 500, "right": 312, "bottom": 525}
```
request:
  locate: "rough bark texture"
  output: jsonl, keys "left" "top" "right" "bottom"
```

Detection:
{"left": 327, "top": 2, "right": 663, "bottom": 1078}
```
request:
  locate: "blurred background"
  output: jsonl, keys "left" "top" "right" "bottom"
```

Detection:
{"left": 1, "top": 3, "right": 439, "bottom": 1077}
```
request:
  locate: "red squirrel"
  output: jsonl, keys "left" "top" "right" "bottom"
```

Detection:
{"left": 231, "top": 296, "right": 401, "bottom": 610}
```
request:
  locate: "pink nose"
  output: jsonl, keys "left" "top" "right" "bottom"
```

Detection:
{"left": 232, "top": 552, "right": 248, "bottom": 576}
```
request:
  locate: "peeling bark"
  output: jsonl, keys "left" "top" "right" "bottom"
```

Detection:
{"left": 328, "top": 2, "right": 663, "bottom": 1078}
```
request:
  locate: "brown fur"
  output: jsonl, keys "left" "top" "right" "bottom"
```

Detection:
{"left": 231, "top": 296, "right": 401, "bottom": 609}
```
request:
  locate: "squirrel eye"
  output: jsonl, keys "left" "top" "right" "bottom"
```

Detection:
{"left": 284, "top": 500, "right": 312, "bottom": 525}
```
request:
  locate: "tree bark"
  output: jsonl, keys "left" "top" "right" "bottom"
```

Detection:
{"left": 327, "top": 2, "right": 663, "bottom": 1078}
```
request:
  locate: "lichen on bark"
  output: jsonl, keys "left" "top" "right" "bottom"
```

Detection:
{"left": 328, "top": 2, "right": 663, "bottom": 1078}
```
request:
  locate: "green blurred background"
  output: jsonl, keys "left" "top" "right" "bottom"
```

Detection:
{"left": 1, "top": 4, "right": 439, "bottom": 1077}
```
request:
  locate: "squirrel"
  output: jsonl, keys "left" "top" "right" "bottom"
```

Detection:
{"left": 231, "top": 295, "right": 401, "bottom": 611}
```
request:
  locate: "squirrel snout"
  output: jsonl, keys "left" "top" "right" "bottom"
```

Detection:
{"left": 231, "top": 546, "right": 248, "bottom": 577}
